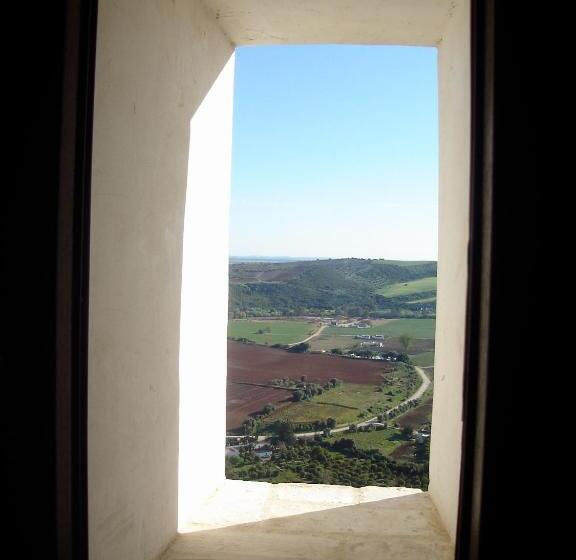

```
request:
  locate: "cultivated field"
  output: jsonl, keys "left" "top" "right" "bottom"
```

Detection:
{"left": 226, "top": 382, "right": 293, "bottom": 430}
{"left": 327, "top": 428, "right": 406, "bottom": 455}
{"left": 309, "top": 318, "right": 436, "bottom": 354}
{"left": 406, "top": 296, "right": 436, "bottom": 304}
{"left": 227, "top": 319, "right": 317, "bottom": 345}
{"left": 226, "top": 341, "right": 423, "bottom": 430}
{"left": 308, "top": 334, "right": 435, "bottom": 354}
{"left": 263, "top": 382, "right": 408, "bottom": 427}
{"left": 323, "top": 318, "right": 436, "bottom": 339}
{"left": 396, "top": 397, "right": 433, "bottom": 429}
{"left": 377, "top": 276, "right": 437, "bottom": 298}
{"left": 409, "top": 351, "right": 435, "bottom": 367}
{"left": 228, "top": 340, "right": 393, "bottom": 385}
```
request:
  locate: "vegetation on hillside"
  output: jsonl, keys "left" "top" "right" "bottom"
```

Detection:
{"left": 229, "top": 258, "right": 436, "bottom": 318}
{"left": 226, "top": 435, "right": 430, "bottom": 489}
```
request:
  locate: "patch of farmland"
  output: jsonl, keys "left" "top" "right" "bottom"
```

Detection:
{"left": 324, "top": 318, "right": 436, "bottom": 339}
{"left": 315, "top": 383, "right": 386, "bottom": 410}
{"left": 263, "top": 383, "right": 396, "bottom": 427}
{"left": 228, "top": 340, "right": 394, "bottom": 386}
{"left": 406, "top": 296, "right": 436, "bottom": 304}
{"left": 307, "top": 334, "right": 360, "bottom": 352}
{"left": 310, "top": 335, "right": 435, "bottom": 354}
{"left": 390, "top": 442, "right": 417, "bottom": 462}
{"left": 227, "top": 319, "right": 316, "bottom": 345}
{"left": 226, "top": 382, "right": 292, "bottom": 430}
{"left": 328, "top": 428, "right": 406, "bottom": 455}
{"left": 264, "top": 401, "right": 363, "bottom": 426}
{"left": 396, "top": 397, "right": 433, "bottom": 430}
{"left": 377, "top": 276, "right": 437, "bottom": 298}
{"left": 409, "top": 351, "right": 435, "bottom": 367}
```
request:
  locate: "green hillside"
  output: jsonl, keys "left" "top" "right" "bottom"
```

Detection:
{"left": 377, "top": 276, "right": 437, "bottom": 298}
{"left": 229, "top": 258, "right": 437, "bottom": 319}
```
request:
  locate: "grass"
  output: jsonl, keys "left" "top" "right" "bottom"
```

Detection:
{"left": 307, "top": 334, "right": 360, "bottom": 352}
{"left": 324, "top": 318, "right": 436, "bottom": 339}
{"left": 264, "top": 401, "right": 364, "bottom": 426}
{"left": 227, "top": 319, "right": 317, "bottom": 345}
{"left": 377, "top": 276, "right": 437, "bottom": 298}
{"left": 409, "top": 351, "right": 435, "bottom": 367}
{"left": 406, "top": 296, "right": 436, "bottom": 304}
{"left": 327, "top": 428, "right": 407, "bottom": 456}
{"left": 262, "top": 367, "right": 419, "bottom": 430}
{"left": 315, "top": 384, "right": 386, "bottom": 409}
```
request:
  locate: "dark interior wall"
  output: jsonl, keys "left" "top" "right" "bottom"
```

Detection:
{"left": 457, "top": 1, "right": 546, "bottom": 558}
{"left": 3, "top": 3, "right": 65, "bottom": 558}
{"left": 3, "top": 2, "right": 96, "bottom": 559}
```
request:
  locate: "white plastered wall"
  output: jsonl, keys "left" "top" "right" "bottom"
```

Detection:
{"left": 89, "top": 1, "right": 233, "bottom": 559}
{"left": 90, "top": 0, "right": 469, "bottom": 557}
{"left": 429, "top": 0, "right": 471, "bottom": 540}
{"left": 179, "top": 54, "right": 236, "bottom": 522}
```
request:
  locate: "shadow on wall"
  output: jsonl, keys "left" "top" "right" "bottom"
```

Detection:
{"left": 164, "top": 491, "right": 453, "bottom": 560}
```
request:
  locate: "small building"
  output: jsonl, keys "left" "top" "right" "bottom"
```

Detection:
{"left": 254, "top": 446, "right": 273, "bottom": 461}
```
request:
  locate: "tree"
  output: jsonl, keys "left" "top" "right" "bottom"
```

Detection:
{"left": 326, "top": 417, "right": 336, "bottom": 429}
{"left": 311, "top": 446, "right": 329, "bottom": 463}
{"left": 275, "top": 420, "right": 296, "bottom": 445}
{"left": 332, "top": 438, "right": 356, "bottom": 452}
{"left": 402, "top": 425, "right": 414, "bottom": 439}
{"left": 288, "top": 342, "right": 310, "bottom": 353}
{"left": 399, "top": 334, "right": 413, "bottom": 353}
{"left": 293, "top": 390, "right": 305, "bottom": 402}
{"left": 262, "top": 403, "right": 276, "bottom": 415}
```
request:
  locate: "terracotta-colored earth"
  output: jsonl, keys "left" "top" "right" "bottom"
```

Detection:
{"left": 228, "top": 341, "right": 393, "bottom": 384}
{"left": 226, "top": 383, "right": 293, "bottom": 431}
{"left": 396, "top": 397, "right": 433, "bottom": 429}
{"left": 227, "top": 341, "right": 394, "bottom": 430}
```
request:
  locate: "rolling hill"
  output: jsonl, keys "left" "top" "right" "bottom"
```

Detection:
{"left": 229, "top": 258, "right": 436, "bottom": 318}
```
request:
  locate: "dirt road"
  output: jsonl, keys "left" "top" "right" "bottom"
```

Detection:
{"left": 288, "top": 324, "right": 327, "bottom": 347}
{"left": 295, "top": 365, "right": 431, "bottom": 438}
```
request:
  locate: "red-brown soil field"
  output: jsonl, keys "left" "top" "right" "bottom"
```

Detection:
{"left": 396, "top": 397, "right": 433, "bottom": 429}
{"left": 227, "top": 341, "right": 394, "bottom": 430}
{"left": 228, "top": 341, "right": 393, "bottom": 384}
{"left": 226, "top": 382, "right": 293, "bottom": 430}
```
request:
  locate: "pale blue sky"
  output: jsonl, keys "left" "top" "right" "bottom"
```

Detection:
{"left": 229, "top": 45, "right": 438, "bottom": 261}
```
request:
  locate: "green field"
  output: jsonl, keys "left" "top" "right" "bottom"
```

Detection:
{"left": 377, "top": 276, "right": 437, "bottom": 298}
{"left": 409, "top": 351, "right": 435, "bottom": 367}
{"left": 327, "top": 428, "right": 406, "bottom": 455}
{"left": 406, "top": 296, "right": 436, "bottom": 304}
{"left": 324, "top": 318, "right": 436, "bottom": 339}
{"left": 227, "top": 319, "right": 317, "bottom": 345}
{"left": 307, "top": 334, "right": 361, "bottom": 353}
{"left": 262, "top": 367, "right": 419, "bottom": 430}
{"left": 264, "top": 401, "right": 364, "bottom": 426}
{"left": 263, "top": 383, "right": 393, "bottom": 427}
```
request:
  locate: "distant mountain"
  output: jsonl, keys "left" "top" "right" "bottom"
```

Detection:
{"left": 229, "top": 256, "right": 321, "bottom": 264}
{"left": 229, "top": 258, "right": 437, "bottom": 319}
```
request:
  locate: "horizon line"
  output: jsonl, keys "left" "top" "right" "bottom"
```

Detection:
{"left": 229, "top": 255, "right": 437, "bottom": 262}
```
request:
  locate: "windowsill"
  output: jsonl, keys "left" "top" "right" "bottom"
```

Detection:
{"left": 167, "top": 479, "right": 453, "bottom": 559}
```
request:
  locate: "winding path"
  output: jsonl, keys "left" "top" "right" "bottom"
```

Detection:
{"left": 288, "top": 323, "right": 326, "bottom": 347}
{"left": 294, "top": 365, "right": 431, "bottom": 438}
{"left": 225, "top": 366, "right": 431, "bottom": 443}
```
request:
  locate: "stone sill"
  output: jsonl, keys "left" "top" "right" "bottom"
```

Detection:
{"left": 164, "top": 480, "right": 453, "bottom": 559}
